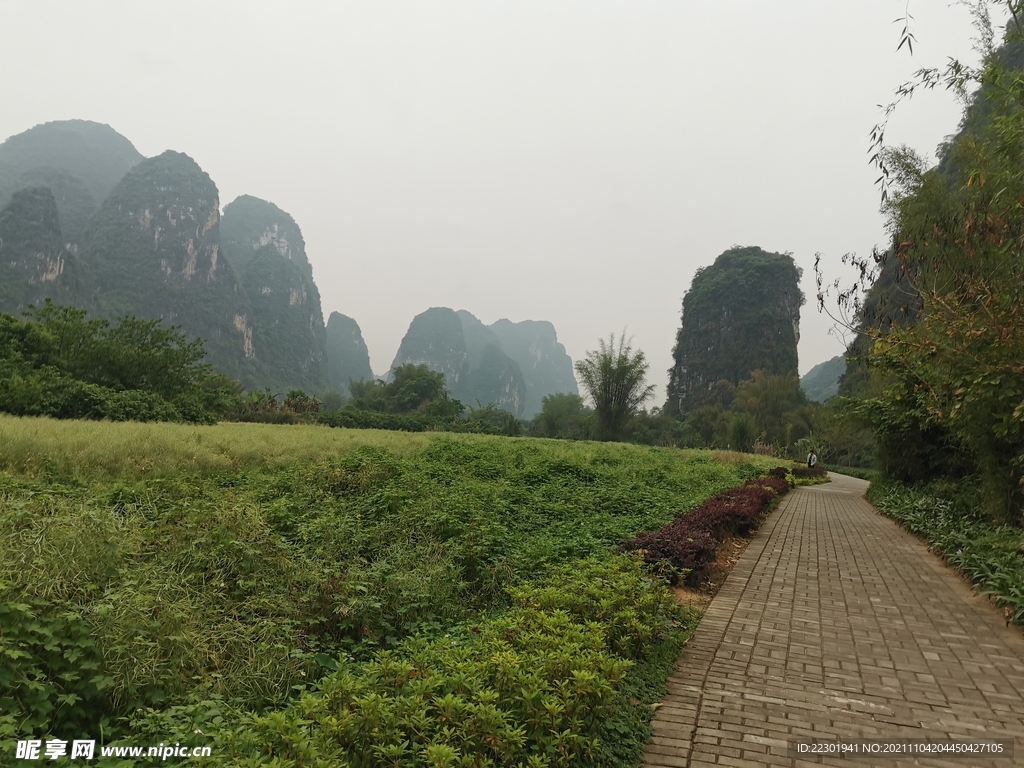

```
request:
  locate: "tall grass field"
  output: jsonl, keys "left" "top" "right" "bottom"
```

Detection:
{"left": 0, "top": 415, "right": 778, "bottom": 766}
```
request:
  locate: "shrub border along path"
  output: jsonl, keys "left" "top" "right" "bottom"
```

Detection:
{"left": 642, "top": 473, "right": 1024, "bottom": 768}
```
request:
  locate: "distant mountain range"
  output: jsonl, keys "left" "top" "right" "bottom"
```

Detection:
{"left": 0, "top": 120, "right": 578, "bottom": 412}
{"left": 390, "top": 307, "right": 579, "bottom": 418}
{"left": 800, "top": 355, "right": 845, "bottom": 402}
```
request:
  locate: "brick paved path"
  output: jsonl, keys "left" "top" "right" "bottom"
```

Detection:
{"left": 643, "top": 473, "right": 1024, "bottom": 767}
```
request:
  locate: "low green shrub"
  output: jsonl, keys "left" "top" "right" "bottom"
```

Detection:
{"left": 318, "top": 408, "right": 508, "bottom": 435}
{"left": 0, "top": 596, "right": 113, "bottom": 739}
{"left": 869, "top": 482, "right": 1024, "bottom": 625}
{"left": 129, "top": 555, "right": 685, "bottom": 767}
{"left": 789, "top": 465, "right": 826, "bottom": 479}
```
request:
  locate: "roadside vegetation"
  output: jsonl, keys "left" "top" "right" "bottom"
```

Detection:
{"left": 1, "top": 301, "right": 867, "bottom": 472}
{"left": 804, "top": 7, "right": 1024, "bottom": 643}
{"left": 0, "top": 415, "right": 782, "bottom": 766}
{"left": 622, "top": 471, "right": 790, "bottom": 585}
{"left": 818, "top": 7, "right": 1024, "bottom": 527}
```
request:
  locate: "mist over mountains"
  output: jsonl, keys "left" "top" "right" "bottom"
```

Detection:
{"left": 0, "top": 120, "right": 580, "bottom": 416}
{"left": 390, "top": 307, "right": 578, "bottom": 418}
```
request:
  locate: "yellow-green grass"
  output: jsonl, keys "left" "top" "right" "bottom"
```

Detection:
{"left": 0, "top": 414, "right": 431, "bottom": 480}
{"left": 0, "top": 413, "right": 776, "bottom": 482}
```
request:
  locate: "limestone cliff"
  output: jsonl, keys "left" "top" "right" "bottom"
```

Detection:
{"left": 391, "top": 308, "right": 575, "bottom": 417}
{"left": 390, "top": 307, "right": 472, "bottom": 400}
{"left": 0, "top": 187, "right": 82, "bottom": 312}
{"left": 455, "top": 310, "right": 527, "bottom": 415}
{"left": 220, "top": 195, "right": 327, "bottom": 392}
{"left": 78, "top": 151, "right": 256, "bottom": 383}
{"left": 487, "top": 318, "right": 579, "bottom": 418}
{"left": 325, "top": 312, "right": 374, "bottom": 393}
{"left": 666, "top": 245, "right": 803, "bottom": 414}
{"left": 456, "top": 309, "right": 505, "bottom": 371}
{"left": 472, "top": 343, "right": 527, "bottom": 416}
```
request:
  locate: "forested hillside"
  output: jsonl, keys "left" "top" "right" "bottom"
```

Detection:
{"left": 77, "top": 150, "right": 258, "bottom": 384}
{"left": 801, "top": 355, "right": 844, "bottom": 402}
{"left": 0, "top": 122, "right": 354, "bottom": 394}
{"left": 666, "top": 246, "right": 803, "bottom": 415}
{"left": 0, "top": 119, "right": 143, "bottom": 244}
{"left": 0, "top": 121, "right": 580, "bottom": 413}
{"left": 824, "top": 17, "right": 1024, "bottom": 522}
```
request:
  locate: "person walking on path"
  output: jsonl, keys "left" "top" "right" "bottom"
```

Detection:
{"left": 806, "top": 449, "right": 817, "bottom": 468}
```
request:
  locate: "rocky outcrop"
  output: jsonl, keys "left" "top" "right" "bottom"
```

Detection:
{"left": 0, "top": 120, "right": 143, "bottom": 245}
{"left": 3, "top": 168, "right": 97, "bottom": 246}
{"left": 391, "top": 307, "right": 472, "bottom": 399}
{"left": 0, "top": 121, "right": 351, "bottom": 394}
{"left": 455, "top": 310, "right": 527, "bottom": 414}
{"left": 0, "top": 187, "right": 82, "bottom": 313}
{"left": 456, "top": 310, "right": 504, "bottom": 371}
{"left": 473, "top": 343, "right": 527, "bottom": 416}
{"left": 221, "top": 195, "right": 328, "bottom": 392}
{"left": 78, "top": 150, "right": 256, "bottom": 383}
{"left": 390, "top": 308, "right": 575, "bottom": 417}
{"left": 487, "top": 317, "right": 579, "bottom": 418}
{"left": 666, "top": 245, "right": 803, "bottom": 415}
{"left": 220, "top": 195, "right": 317, "bottom": 283}
{"left": 325, "top": 312, "right": 374, "bottom": 393}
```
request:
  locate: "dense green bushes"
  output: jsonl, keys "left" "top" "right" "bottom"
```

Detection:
{"left": 869, "top": 482, "right": 1024, "bottom": 625}
{"left": 0, "top": 426, "right": 777, "bottom": 758}
{"left": 0, "top": 598, "right": 112, "bottom": 741}
{"left": 0, "top": 303, "right": 234, "bottom": 424}
{"left": 319, "top": 408, "right": 509, "bottom": 435}
{"left": 130, "top": 557, "right": 691, "bottom": 768}
{"left": 310, "top": 365, "right": 525, "bottom": 436}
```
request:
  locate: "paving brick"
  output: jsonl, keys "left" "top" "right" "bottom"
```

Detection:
{"left": 642, "top": 473, "right": 1024, "bottom": 767}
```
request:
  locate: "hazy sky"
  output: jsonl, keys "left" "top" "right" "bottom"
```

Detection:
{"left": 0, "top": 1, "right": 997, "bottom": 401}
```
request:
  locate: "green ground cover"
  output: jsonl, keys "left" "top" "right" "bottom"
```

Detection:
{"left": 0, "top": 416, "right": 778, "bottom": 766}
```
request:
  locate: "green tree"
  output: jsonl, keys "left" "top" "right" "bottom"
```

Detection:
{"left": 20, "top": 301, "right": 211, "bottom": 399}
{"left": 732, "top": 370, "right": 812, "bottom": 448}
{"left": 799, "top": 397, "right": 876, "bottom": 469}
{"left": 728, "top": 413, "right": 756, "bottom": 453}
{"left": 390, "top": 364, "right": 448, "bottom": 413}
{"left": 348, "top": 378, "right": 389, "bottom": 411}
{"left": 320, "top": 390, "right": 346, "bottom": 412}
{"left": 687, "top": 405, "right": 729, "bottom": 447}
{"left": 0, "top": 302, "right": 232, "bottom": 423}
{"left": 825, "top": 5, "right": 1024, "bottom": 521}
{"left": 532, "top": 392, "right": 592, "bottom": 439}
{"left": 348, "top": 364, "right": 464, "bottom": 420}
{"left": 574, "top": 333, "right": 655, "bottom": 442}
